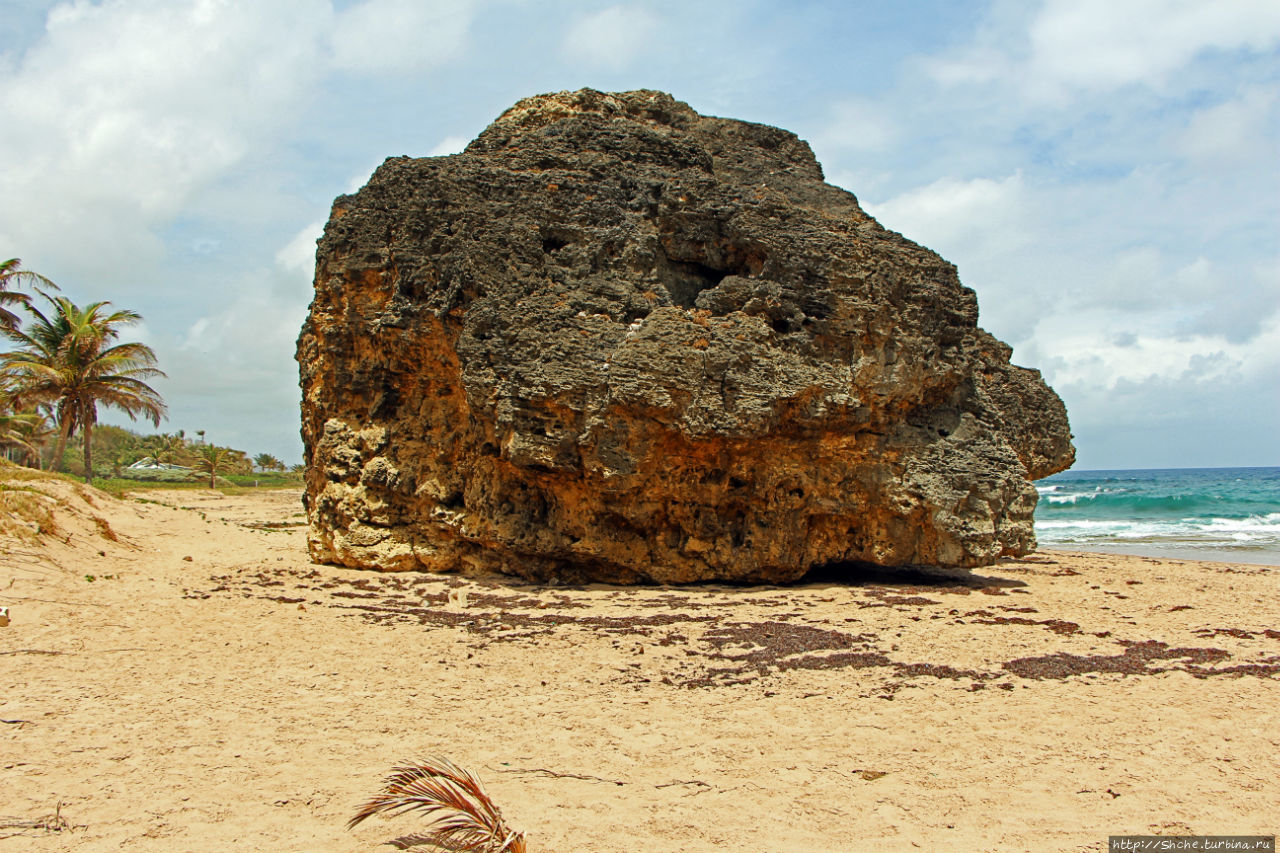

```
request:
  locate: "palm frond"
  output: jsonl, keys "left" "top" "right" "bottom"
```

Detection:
{"left": 0, "top": 259, "right": 59, "bottom": 332}
{"left": 349, "top": 757, "right": 527, "bottom": 853}
{"left": 0, "top": 258, "right": 59, "bottom": 292}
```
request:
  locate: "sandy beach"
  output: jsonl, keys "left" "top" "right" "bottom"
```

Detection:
{"left": 2, "top": 476, "right": 1277, "bottom": 852}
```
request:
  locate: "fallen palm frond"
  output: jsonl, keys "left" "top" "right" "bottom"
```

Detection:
{"left": 349, "top": 756, "right": 527, "bottom": 852}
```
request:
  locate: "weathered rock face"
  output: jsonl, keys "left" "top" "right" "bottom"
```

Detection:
{"left": 297, "top": 89, "right": 1074, "bottom": 583}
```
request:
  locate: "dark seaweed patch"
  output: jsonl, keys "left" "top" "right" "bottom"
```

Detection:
{"left": 1003, "top": 641, "right": 1231, "bottom": 680}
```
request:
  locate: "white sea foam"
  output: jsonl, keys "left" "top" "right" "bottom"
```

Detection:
{"left": 1045, "top": 492, "right": 1092, "bottom": 504}
{"left": 1199, "top": 513, "right": 1280, "bottom": 534}
{"left": 1037, "top": 512, "right": 1280, "bottom": 547}
{"left": 1041, "top": 486, "right": 1129, "bottom": 505}
{"left": 1037, "top": 519, "right": 1134, "bottom": 530}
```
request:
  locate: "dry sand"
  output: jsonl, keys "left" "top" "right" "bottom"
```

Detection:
{"left": 1, "top": 475, "right": 1277, "bottom": 852}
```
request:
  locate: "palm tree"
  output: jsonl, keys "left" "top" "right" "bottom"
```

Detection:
{"left": 191, "top": 443, "right": 234, "bottom": 488}
{"left": 2, "top": 296, "right": 166, "bottom": 482}
{"left": 151, "top": 429, "right": 189, "bottom": 464}
{"left": 8, "top": 404, "right": 56, "bottom": 469}
{"left": 253, "top": 452, "right": 283, "bottom": 472}
{"left": 0, "top": 258, "right": 58, "bottom": 333}
{"left": 0, "top": 409, "right": 42, "bottom": 463}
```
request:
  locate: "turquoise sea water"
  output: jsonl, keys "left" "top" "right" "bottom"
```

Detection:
{"left": 1033, "top": 467, "right": 1280, "bottom": 565}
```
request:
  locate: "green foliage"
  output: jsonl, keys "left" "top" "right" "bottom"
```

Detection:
{"left": 90, "top": 424, "right": 145, "bottom": 475}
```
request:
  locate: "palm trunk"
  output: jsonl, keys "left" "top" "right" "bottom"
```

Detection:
{"left": 82, "top": 421, "right": 93, "bottom": 484}
{"left": 51, "top": 409, "right": 73, "bottom": 473}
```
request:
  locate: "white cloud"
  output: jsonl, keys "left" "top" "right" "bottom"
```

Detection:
{"left": 1030, "top": 313, "right": 1250, "bottom": 390}
{"left": 924, "top": 0, "right": 1280, "bottom": 104}
{"left": 922, "top": 47, "right": 1011, "bottom": 89}
{"left": 865, "top": 155, "right": 1280, "bottom": 416}
{"left": 0, "top": 0, "right": 481, "bottom": 283}
{"left": 1089, "top": 248, "right": 1166, "bottom": 311}
{"left": 158, "top": 265, "right": 312, "bottom": 459}
{"left": 276, "top": 221, "right": 325, "bottom": 277}
{"left": 1178, "top": 258, "right": 1280, "bottom": 343}
{"left": 428, "top": 134, "right": 469, "bottom": 156}
{"left": 1028, "top": 0, "right": 1280, "bottom": 93}
{"left": 175, "top": 285, "right": 305, "bottom": 363}
{"left": 1177, "top": 86, "right": 1278, "bottom": 165}
{"left": 0, "top": 0, "right": 332, "bottom": 277}
{"left": 864, "top": 172, "right": 1052, "bottom": 340}
{"left": 331, "top": 0, "right": 474, "bottom": 74}
{"left": 562, "top": 5, "right": 657, "bottom": 70}
{"left": 181, "top": 317, "right": 211, "bottom": 351}
{"left": 867, "top": 172, "right": 1030, "bottom": 253}
{"left": 811, "top": 98, "right": 898, "bottom": 154}
{"left": 344, "top": 160, "right": 384, "bottom": 193}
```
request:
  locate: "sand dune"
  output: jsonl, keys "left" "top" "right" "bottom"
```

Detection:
{"left": 2, "top": 477, "right": 1276, "bottom": 851}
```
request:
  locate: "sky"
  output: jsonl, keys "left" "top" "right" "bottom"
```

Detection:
{"left": 1, "top": 0, "right": 1277, "bottom": 470}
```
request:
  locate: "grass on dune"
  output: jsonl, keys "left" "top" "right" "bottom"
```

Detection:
{"left": 0, "top": 461, "right": 66, "bottom": 539}
{"left": 89, "top": 474, "right": 303, "bottom": 497}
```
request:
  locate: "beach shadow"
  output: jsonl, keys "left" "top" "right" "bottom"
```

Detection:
{"left": 485, "top": 559, "right": 1028, "bottom": 597}
{"left": 794, "top": 560, "right": 1027, "bottom": 591}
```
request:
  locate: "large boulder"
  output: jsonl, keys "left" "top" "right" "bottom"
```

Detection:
{"left": 297, "top": 89, "right": 1074, "bottom": 583}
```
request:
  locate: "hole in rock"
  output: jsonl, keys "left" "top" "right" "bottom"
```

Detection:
{"left": 542, "top": 236, "right": 569, "bottom": 254}
{"left": 663, "top": 259, "right": 728, "bottom": 309}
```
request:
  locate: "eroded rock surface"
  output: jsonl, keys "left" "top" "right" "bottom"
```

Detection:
{"left": 297, "top": 89, "right": 1073, "bottom": 583}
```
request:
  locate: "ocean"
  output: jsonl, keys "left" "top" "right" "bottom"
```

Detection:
{"left": 1033, "top": 467, "right": 1280, "bottom": 566}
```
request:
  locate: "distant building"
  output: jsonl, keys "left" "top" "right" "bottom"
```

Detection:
{"left": 127, "top": 457, "right": 192, "bottom": 472}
